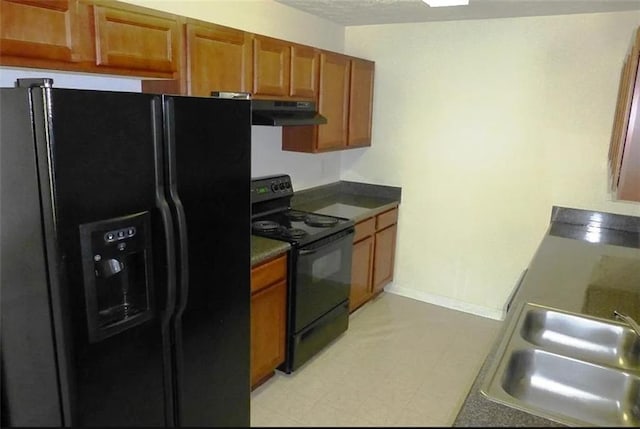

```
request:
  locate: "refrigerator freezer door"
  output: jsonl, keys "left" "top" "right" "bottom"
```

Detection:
{"left": 163, "top": 95, "right": 251, "bottom": 426}
{"left": 30, "top": 88, "right": 176, "bottom": 426}
{"left": 1, "top": 88, "right": 63, "bottom": 427}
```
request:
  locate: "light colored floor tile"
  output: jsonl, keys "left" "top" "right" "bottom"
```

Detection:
{"left": 250, "top": 292, "right": 501, "bottom": 427}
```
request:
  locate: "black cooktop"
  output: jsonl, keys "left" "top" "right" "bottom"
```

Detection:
{"left": 251, "top": 174, "right": 354, "bottom": 246}
{"left": 252, "top": 209, "right": 352, "bottom": 246}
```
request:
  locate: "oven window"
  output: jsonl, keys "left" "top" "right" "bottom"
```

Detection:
{"left": 311, "top": 249, "right": 342, "bottom": 281}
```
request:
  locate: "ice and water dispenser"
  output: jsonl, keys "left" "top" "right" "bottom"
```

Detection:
{"left": 79, "top": 212, "right": 154, "bottom": 342}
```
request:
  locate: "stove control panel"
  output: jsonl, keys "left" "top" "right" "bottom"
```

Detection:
{"left": 251, "top": 174, "right": 293, "bottom": 203}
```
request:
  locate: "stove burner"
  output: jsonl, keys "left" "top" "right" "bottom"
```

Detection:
{"left": 283, "top": 228, "right": 308, "bottom": 239}
{"left": 285, "top": 210, "right": 308, "bottom": 221}
{"left": 305, "top": 214, "right": 338, "bottom": 228}
{"left": 252, "top": 220, "right": 280, "bottom": 233}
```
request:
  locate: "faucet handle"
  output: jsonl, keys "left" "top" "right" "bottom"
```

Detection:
{"left": 613, "top": 310, "right": 640, "bottom": 337}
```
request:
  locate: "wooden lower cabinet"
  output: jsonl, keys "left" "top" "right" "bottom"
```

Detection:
{"left": 349, "top": 207, "right": 398, "bottom": 313}
{"left": 349, "top": 235, "right": 374, "bottom": 312}
{"left": 372, "top": 223, "right": 397, "bottom": 294}
{"left": 250, "top": 254, "right": 287, "bottom": 389}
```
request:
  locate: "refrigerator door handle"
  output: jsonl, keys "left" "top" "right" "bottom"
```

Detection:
{"left": 151, "top": 97, "right": 177, "bottom": 426}
{"left": 152, "top": 99, "right": 177, "bottom": 326}
{"left": 162, "top": 96, "right": 190, "bottom": 424}
{"left": 163, "top": 97, "right": 190, "bottom": 315}
{"left": 172, "top": 200, "right": 189, "bottom": 314}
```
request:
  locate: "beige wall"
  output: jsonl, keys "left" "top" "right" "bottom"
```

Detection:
{"left": 343, "top": 11, "right": 640, "bottom": 319}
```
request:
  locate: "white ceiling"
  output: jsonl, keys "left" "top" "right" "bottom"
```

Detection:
{"left": 273, "top": 0, "right": 640, "bottom": 26}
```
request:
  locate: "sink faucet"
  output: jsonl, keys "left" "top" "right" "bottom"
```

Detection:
{"left": 613, "top": 311, "right": 640, "bottom": 337}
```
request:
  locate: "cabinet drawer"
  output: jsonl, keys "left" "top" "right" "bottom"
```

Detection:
{"left": 353, "top": 217, "right": 375, "bottom": 242}
{"left": 376, "top": 207, "right": 398, "bottom": 230}
{"left": 251, "top": 254, "right": 287, "bottom": 294}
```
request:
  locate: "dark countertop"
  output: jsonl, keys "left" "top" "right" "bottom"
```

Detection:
{"left": 251, "top": 236, "right": 290, "bottom": 267}
{"left": 250, "top": 180, "right": 402, "bottom": 264}
{"left": 291, "top": 180, "right": 402, "bottom": 222}
{"left": 453, "top": 206, "right": 640, "bottom": 427}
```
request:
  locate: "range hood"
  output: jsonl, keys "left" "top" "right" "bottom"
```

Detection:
{"left": 251, "top": 99, "right": 327, "bottom": 126}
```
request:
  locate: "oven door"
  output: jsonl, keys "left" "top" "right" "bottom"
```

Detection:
{"left": 293, "top": 227, "right": 355, "bottom": 332}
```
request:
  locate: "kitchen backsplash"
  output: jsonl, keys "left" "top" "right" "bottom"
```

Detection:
{"left": 251, "top": 126, "right": 341, "bottom": 190}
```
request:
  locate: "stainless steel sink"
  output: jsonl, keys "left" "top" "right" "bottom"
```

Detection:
{"left": 481, "top": 303, "right": 640, "bottom": 426}
{"left": 520, "top": 306, "right": 640, "bottom": 371}
{"left": 501, "top": 349, "right": 640, "bottom": 427}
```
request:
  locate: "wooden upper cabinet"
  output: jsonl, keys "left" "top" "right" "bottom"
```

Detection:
{"left": 348, "top": 58, "right": 374, "bottom": 148}
{"left": 252, "top": 35, "right": 290, "bottom": 97}
{"left": 609, "top": 27, "right": 640, "bottom": 202}
{"left": 185, "top": 20, "right": 252, "bottom": 96}
{"left": 317, "top": 52, "right": 351, "bottom": 150}
{"left": 0, "top": 0, "right": 90, "bottom": 65}
{"left": 252, "top": 37, "right": 318, "bottom": 100}
{"left": 617, "top": 52, "right": 640, "bottom": 201}
{"left": 290, "top": 44, "right": 318, "bottom": 99}
{"left": 282, "top": 51, "right": 374, "bottom": 153}
{"left": 0, "top": 0, "right": 180, "bottom": 77}
{"left": 90, "top": 1, "right": 180, "bottom": 76}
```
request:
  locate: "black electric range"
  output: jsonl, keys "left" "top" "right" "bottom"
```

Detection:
{"left": 251, "top": 175, "right": 354, "bottom": 246}
{"left": 251, "top": 174, "right": 355, "bottom": 373}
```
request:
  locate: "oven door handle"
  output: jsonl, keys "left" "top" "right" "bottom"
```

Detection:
{"left": 299, "top": 248, "right": 318, "bottom": 256}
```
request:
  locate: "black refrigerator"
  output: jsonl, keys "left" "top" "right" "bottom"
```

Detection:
{"left": 1, "top": 79, "right": 251, "bottom": 427}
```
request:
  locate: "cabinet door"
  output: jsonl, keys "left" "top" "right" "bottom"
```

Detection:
{"left": 250, "top": 280, "right": 286, "bottom": 388}
{"left": 317, "top": 52, "right": 351, "bottom": 151}
{"left": 610, "top": 45, "right": 639, "bottom": 190}
{"left": 185, "top": 21, "right": 252, "bottom": 96}
{"left": 253, "top": 35, "right": 290, "bottom": 97}
{"left": 350, "top": 236, "right": 374, "bottom": 313}
{"left": 0, "top": 0, "right": 86, "bottom": 64}
{"left": 610, "top": 27, "right": 640, "bottom": 202}
{"left": 290, "top": 44, "right": 318, "bottom": 99}
{"left": 348, "top": 58, "right": 374, "bottom": 147}
{"left": 92, "top": 3, "right": 179, "bottom": 76}
{"left": 617, "top": 52, "right": 640, "bottom": 201}
{"left": 373, "top": 224, "right": 397, "bottom": 294}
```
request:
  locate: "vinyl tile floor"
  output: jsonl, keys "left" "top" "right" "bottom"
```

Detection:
{"left": 250, "top": 292, "right": 501, "bottom": 427}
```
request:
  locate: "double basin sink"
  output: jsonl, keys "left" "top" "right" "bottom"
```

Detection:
{"left": 481, "top": 303, "right": 640, "bottom": 426}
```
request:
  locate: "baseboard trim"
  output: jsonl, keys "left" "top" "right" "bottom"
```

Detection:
{"left": 385, "top": 283, "right": 505, "bottom": 321}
